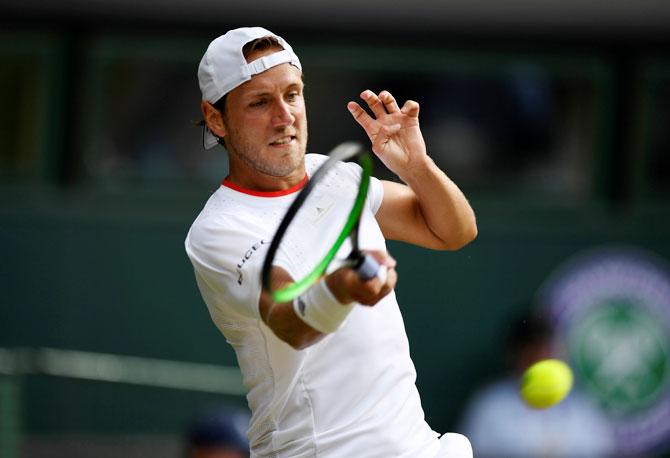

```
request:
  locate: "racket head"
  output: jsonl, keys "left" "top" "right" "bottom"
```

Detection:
{"left": 261, "top": 142, "right": 373, "bottom": 303}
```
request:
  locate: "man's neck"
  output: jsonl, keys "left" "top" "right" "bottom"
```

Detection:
{"left": 226, "top": 164, "right": 307, "bottom": 193}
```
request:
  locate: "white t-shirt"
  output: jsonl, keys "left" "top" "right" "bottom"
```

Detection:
{"left": 185, "top": 154, "right": 440, "bottom": 458}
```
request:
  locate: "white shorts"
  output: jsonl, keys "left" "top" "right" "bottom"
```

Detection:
{"left": 435, "top": 433, "right": 473, "bottom": 458}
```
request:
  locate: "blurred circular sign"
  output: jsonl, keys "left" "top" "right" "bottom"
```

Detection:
{"left": 538, "top": 245, "right": 670, "bottom": 456}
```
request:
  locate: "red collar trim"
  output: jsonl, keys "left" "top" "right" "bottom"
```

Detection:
{"left": 222, "top": 174, "right": 308, "bottom": 197}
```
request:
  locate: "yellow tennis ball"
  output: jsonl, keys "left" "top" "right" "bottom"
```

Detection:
{"left": 520, "top": 359, "right": 573, "bottom": 409}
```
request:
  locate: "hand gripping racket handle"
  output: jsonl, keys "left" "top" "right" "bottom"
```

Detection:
{"left": 355, "top": 254, "right": 388, "bottom": 283}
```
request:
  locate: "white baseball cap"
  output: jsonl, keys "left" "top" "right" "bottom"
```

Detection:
{"left": 198, "top": 27, "right": 302, "bottom": 149}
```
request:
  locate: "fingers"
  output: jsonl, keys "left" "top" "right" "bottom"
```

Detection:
{"left": 360, "top": 90, "right": 402, "bottom": 115}
{"left": 348, "top": 91, "right": 420, "bottom": 148}
{"left": 349, "top": 267, "right": 397, "bottom": 306}
{"left": 401, "top": 99, "right": 420, "bottom": 117}
{"left": 348, "top": 90, "right": 418, "bottom": 122}
{"left": 352, "top": 250, "right": 398, "bottom": 306}
{"left": 360, "top": 90, "right": 387, "bottom": 118}
{"left": 365, "top": 249, "right": 397, "bottom": 270}
{"left": 325, "top": 251, "right": 398, "bottom": 306}
{"left": 379, "top": 91, "right": 400, "bottom": 113}
{"left": 347, "top": 101, "right": 376, "bottom": 135}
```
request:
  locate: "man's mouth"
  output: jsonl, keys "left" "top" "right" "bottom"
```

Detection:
{"left": 270, "top": 136, "right": 296, "bottom": 146}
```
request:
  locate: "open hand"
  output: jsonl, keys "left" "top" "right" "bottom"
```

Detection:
{"left": 347, "top": 90, "right": 428, "bottom": 177}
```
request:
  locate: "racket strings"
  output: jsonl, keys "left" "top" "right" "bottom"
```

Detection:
{"left": 272, "top": 167, "right": 359, "bottom": 284}
{"left": 262, "top": 144, "right": 371, "bottom": 301}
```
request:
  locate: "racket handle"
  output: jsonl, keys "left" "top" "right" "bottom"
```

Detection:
{"left": 356, "top": 254, "right": 388, "bottom": 283}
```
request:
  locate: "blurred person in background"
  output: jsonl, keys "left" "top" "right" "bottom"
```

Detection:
{"left": 458, "top": 309, "right": 615, "bottom": 458}
{"left": 185, "top": 406, "right": 250, "bottom": 458}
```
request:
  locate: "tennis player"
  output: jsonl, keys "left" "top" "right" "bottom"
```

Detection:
{"left": 185, "top": 27, "right": 477, "bottom": 458}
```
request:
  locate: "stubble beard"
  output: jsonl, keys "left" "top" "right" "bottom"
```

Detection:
{"left": 226, "top": 126, "right": 308, "bottom": 178}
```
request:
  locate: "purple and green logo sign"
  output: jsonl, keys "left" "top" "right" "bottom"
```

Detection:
{"left": 538, "top": 246, "right": 670, "bottom": 456}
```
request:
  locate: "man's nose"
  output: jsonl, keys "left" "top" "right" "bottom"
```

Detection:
{"left": 272, "top": 100, "right": 295, "bottom": 127}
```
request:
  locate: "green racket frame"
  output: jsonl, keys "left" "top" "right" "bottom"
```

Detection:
{"left": 262, "top": 146, "right": 373, "bottom": 303}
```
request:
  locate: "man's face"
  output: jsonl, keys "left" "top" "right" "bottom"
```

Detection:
{"left": 220, "top": 48, "right": 307, "bottom": 180}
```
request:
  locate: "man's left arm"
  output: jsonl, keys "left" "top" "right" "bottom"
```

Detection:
{"left": 348, "top": 89, "right": 477, "bottom": 250}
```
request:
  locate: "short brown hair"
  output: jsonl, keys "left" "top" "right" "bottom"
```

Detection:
{"left": 242, "top": 36, "right": 283, "bottom": 60}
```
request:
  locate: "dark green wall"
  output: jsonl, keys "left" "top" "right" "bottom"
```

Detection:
{"left": 2, "top": 190, "right": 668, "bottom": 435}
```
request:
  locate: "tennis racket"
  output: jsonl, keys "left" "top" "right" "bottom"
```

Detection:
{"left": 261, "top": 142, "right": 387, "bottom": 304}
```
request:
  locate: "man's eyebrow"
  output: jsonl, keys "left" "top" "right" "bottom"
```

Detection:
{"left": 246, "top": 90, "right": 270, "bottom": 98}
{"left": 245, "top": 82, "right": 304, "bottom": 98}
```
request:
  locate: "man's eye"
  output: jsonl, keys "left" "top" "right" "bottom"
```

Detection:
{"left": 250, "top": 100, "right": 266, "bottom": 107}
{"left": 287, "top": 92, "right": 300, "bottom": 101}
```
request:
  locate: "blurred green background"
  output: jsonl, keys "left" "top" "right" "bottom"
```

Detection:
{"left": 1, "top": 2, "right": 670, "bottom": 457}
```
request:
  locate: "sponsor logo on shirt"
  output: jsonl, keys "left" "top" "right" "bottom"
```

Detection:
{"left": 308, "top": 193, "right": 336, "bottom": 225}
{"left": 236, "top": 239, "right": 268, "bottom": 285}
{"left": 296, "top": 297, "right": 306, "bottom": 316}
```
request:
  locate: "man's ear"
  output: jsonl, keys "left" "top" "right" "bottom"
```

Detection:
{"left": 201, "top": 101, "right": 226, "bottom": 138}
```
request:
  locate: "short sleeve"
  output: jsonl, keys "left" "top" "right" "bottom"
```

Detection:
{"left": 367, "top": 176, "right": 384, "bottom": 215}
{"left": 339, "top": 160, "right": 384, "bottom": 215}
{"left": 185, "top": 214, "right": 267, "bottom": 320}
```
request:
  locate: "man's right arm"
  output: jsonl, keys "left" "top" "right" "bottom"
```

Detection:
{"left": 259, "top": 251, "right": 397, "bottom": 350}
{"left": 259, "top": 266, "right": 325, "bottom": 350}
